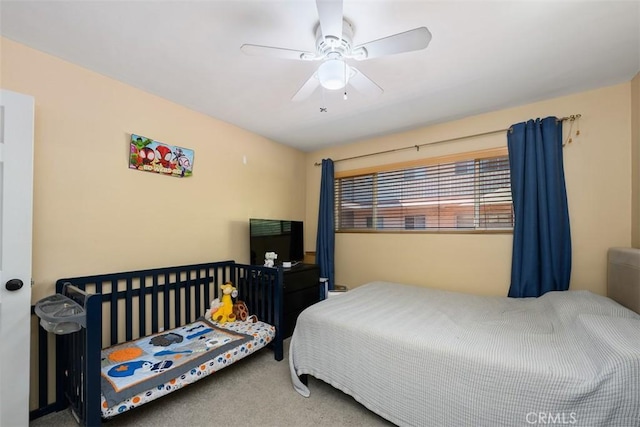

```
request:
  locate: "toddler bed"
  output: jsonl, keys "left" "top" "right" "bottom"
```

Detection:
{"left": 290, "top": 248, "right": 640, "bottom": 427}
{"left": 49, "top": 260, "right": 283, "bottom": 426}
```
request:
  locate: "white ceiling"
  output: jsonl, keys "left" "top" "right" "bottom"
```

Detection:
{"left": 2, "top": 1, "right": 639, "bottom": 152}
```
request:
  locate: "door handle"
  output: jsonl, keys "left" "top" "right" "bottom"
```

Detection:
{"left": 5, "top": 279, "right": 23, "bottom": 291}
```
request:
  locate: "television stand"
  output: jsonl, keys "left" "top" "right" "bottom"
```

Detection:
{"left": 282, "top": 263, "right": 320, "bottom": 338}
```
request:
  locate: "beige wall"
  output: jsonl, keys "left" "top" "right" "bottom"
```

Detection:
{"left": 2, "top": 37, "right": 635, "bottom": 299}
{"left": 306, "top": 83, "right": 633, "bottom": 296}
{"left": 1, "top": 38, "right": 308, "bottom": 301}
{"left": 632, "top": 72, "right": 640, "bottom": 248}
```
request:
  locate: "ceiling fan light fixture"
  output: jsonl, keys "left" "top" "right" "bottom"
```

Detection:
{"left": 317, "top": 59, "right": 350, "bottom": 90}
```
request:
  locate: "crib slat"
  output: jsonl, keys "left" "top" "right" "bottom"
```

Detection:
{"left": 175, "top": 270, "right": 182, "bottom": 327}
{"left": 185, "top": 270, "right": 192, "bottom": 322}
{"left": 139, "top": 275, "right": 147, "bottom": 337}
{"left": 151, "top": 275, "right": 159, "bottom": 333}
{"left": 204, "top": 268, "right": 211, "bottom": 313}
{"left": 110, "top": 279, "right": 118, "bottom": 345}
{"left": 163, "top": 272, "right": 170, "bottom": 330}
{"left": 195, "top": 269, "right": 202, "bottom": 318}
{"left": 125, "top": 276, "right": 133, "bottom": 342}
{"left": 237, "top": 267, "right": 246, "bottom": 309}
{"left": 255, "top": 276, "right": 268, "bottom": 315}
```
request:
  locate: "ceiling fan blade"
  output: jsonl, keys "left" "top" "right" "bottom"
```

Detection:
{"left": 316, "top": 0, "right": 343, "bottom": 39}
{"left": 353, "top": 27, "right": 432, "bottom": 60}
{"left": 241, "top": 44, "right": 316, "bottom": 61}
{"left": 292, "top": 73, "right": 320, "bottom": 102}
{"left": 348, "top": 67, "right": 383, "bottom": 98}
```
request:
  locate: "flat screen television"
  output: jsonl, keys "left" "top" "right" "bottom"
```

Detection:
{"left": 250, "top": 218, "right": 304, "bottom": 266}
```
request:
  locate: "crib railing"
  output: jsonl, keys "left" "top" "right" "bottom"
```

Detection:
{"left": 29, "top": 261, "right": 283, "bottom": 425}
{"left": 29, "top": 307, "right": 58, "bottom": 421}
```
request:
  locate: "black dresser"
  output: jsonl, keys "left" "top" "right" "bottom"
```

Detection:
{"left": 282, "top": 264, "right": 321, "bottom": 338}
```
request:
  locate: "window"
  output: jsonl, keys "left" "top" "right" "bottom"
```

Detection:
{"left": 366, "top": 216, "right": 385, "bottom": 228}
{"left": 405, "top": 215, "right": 426, "bottom": 230}
{"left": 455, "top": 160, "right": 474, "bottom": 175}
{"left": 334, "top": 148, "right": 513, "bottom": 232}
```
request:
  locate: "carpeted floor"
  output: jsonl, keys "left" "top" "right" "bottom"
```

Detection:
{"left": 29, "top": 339, "right": 394, "bottom": 427}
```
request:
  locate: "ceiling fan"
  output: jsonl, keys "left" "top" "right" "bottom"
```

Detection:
{"left": 240, "top": 0, "right": 432, "bottom": 102}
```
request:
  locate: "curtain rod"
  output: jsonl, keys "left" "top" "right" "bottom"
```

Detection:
{"left": 314, "top": 114, "right": 581, "bottom": 166}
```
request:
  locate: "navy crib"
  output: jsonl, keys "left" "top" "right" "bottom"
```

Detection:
{"left": 51, "top": 261, "right": 283, "bottom": 426}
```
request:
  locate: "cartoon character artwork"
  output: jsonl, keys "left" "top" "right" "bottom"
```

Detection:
{"left": 139, "top": 147, "right": 156, "bottom": 165}
{"left": 129, "top": 134, "right": 194, "bottom": 178}
{"left": 155, "top": 144, "right": 174, "bottom": 170}
{"left": 172, "top": 147, "right": 193, "bottom": 177}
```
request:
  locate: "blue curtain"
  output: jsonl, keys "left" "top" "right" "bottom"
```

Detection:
{"left": 507, "top": 117, "right": 571, "bottom": 298}
{"left": 316, "top": 159, "right": 335, "bottom": 292}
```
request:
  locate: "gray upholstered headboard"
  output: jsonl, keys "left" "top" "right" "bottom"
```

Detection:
{"left": 607, "top": 247, "right": 640, "bottom": 314}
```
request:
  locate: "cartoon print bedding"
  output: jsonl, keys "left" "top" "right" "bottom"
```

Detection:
{"left": 100, "top": 318, "right": 275, "bottom": 418}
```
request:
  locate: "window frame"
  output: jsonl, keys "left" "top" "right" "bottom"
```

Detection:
{"left": 334, "top": 147, "right": 513, "bottom": 234}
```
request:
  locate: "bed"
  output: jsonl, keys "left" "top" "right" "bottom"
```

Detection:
{"left": 289, "top": 248, "right": 640, "bottom": 427}
{"left": 48, "top": 261, "right": 283, "bottom": 426}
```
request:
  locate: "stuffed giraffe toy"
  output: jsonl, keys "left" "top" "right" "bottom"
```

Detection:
{"left": 212, "top": 282, "right": 237, "bottom": 324}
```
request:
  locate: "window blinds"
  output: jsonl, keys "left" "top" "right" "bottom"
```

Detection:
{"left": 335, "top": 150, "right": 513, "bottom": 232}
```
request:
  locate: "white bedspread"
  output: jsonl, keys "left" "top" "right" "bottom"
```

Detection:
{"left": 289, "top": 282, "right": 640, "bottom": 427}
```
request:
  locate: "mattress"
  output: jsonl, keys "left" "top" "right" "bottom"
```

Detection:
{"left": 289, "top": 282, "right": 640, "bottom": 427}
{"left": 102, "top": 319, "right": 275, "bottom": 418}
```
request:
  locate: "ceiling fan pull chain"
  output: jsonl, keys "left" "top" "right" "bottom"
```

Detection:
{"left": 343, "top": 60, "right": 348, "bottom": 100}
{"left": 320, "top": 87, "right": 327, "bottom": 112}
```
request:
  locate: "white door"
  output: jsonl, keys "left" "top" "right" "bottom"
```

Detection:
{"left": 0, "top": 90, "right": 35, "bottom": 427}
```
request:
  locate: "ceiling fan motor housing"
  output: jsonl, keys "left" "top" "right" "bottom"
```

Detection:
{"left": 315, "top": 19, "right": 354, "bottom": 59}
